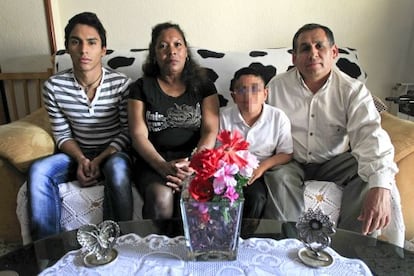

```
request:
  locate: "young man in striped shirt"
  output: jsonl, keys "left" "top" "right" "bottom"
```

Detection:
{"left": 27, "top": 12, "right": 133, "bottom": 240}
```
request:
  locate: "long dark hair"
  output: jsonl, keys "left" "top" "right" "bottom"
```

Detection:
{"left": 142, "top": 22, "right": 207, "bottom": 92}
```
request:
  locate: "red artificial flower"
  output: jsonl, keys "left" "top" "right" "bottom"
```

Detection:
{"left": 216, "top": 130, "right": 250, "bottom": 168}
{"left": 189, "top": 177, "right": 215, "bottom": 202}
{"left": 189, "top": 148, "right": 221, "bottom": 180}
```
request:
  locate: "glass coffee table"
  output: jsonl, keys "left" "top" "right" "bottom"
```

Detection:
{"left": 0, "top": 219, "right": 413, "bottom": 275}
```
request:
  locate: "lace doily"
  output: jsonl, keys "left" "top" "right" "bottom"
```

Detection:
{"left": 39, "top": 234, "right": 372, "bottom": 276}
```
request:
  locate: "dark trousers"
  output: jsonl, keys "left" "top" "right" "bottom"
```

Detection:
{"left": 243, "top": 177, "right": 267, "bottom": 219}
{"left": 263, "top": 152, "right": 369, "bottom": 233}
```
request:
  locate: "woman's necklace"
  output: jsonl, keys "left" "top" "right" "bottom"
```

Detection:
{"left": 77, "top": 72, "right": 102, "bottom": 93}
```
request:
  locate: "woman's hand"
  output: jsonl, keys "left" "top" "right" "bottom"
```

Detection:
{"left": 158, "top": 158, "right": 193, "bottom": 192}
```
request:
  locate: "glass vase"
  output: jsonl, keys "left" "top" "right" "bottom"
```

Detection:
{"left": 180, "top": 198, "right": 244, "bottom": 261}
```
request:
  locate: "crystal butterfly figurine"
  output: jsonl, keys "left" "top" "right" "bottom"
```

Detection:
{"left": 77, "top": 220, "right": 120, "bottom": 266}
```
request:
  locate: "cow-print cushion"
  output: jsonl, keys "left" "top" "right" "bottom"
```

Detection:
{"left": 55, "top": 47, "right": 368, "bottom": 109}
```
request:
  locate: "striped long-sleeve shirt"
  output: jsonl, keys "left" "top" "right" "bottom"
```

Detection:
{"left": 43, "top": 67, "right": 131, "bottom": 152}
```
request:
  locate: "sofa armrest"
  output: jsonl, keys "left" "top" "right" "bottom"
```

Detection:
{"left": 381, "top": 111, "right": 414, "bottom": 162}
{"left": 0, "top": 108, "right": 55, "bottom": 173}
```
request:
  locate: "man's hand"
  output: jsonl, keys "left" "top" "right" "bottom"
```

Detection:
{"left": 358, "top": 187, "right": 391, "bottom": 235}
{"left": 77, "top": 157, "right": 101, "bottom": 187}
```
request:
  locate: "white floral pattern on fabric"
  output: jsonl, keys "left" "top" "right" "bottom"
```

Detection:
{"left": 303, "top": 180, "right": 405, "bottom": 248}
{"left": 304, "top": 181, "right": 343, "bottom": 225}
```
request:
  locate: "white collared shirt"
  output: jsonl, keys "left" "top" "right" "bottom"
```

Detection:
{"left": 220, "top": 103, "right": 293, "bottom": 162}
{"left": 267, "top": 66, "right": 398, "bottom": 189}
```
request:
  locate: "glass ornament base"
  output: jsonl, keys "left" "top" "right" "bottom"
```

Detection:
{"left": 83, "top": 248, "right": 118, "bottom": 267}
{"left": 297, "top": 247, "right": 334, "bottom": 268}
{"left": 180, "top": 199, "right": 244, "bottom": 262}
{"left": 189, "top": 249, "right": 237, "bottom": 261}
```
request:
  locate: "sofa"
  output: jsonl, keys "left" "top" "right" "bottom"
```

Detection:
{"left": 1, "top": 47, "right": 414, "bottom": 244}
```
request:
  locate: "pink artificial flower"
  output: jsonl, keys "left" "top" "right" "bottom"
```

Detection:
{"left": 224, "top": 185, "right": 239, "bottom": 203}
{"left": 212, "top": 161, "right": 238, "bottom": 194}
{"left": 212, "top": 178, "right": 227, "bottom": 195}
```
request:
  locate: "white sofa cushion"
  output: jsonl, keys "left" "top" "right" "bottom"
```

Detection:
{"left": 304, "top": 180, "right": 343, "bottom": 225}
{"left": 303, "top": 180, "right": 405, "bottom": 247}
{"left": 16, "top": 181, "right": 143, "bottom": 245}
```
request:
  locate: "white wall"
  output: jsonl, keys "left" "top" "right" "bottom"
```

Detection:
{"left": 0, "top": 0, "right": 50, "bottom": 64}
{"left": 1, "top": 0, "right": 414, "bottom": 104}
{"left": 403, "top": 23, "right": 414, "bottom": 82}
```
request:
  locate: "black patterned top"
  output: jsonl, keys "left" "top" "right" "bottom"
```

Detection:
{"left": 129, "top": 77, "right": 216, "bottom": 157}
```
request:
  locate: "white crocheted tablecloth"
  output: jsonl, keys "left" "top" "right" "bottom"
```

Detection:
{"left": 39, "top": 234, "right": 372, "bottom": 276}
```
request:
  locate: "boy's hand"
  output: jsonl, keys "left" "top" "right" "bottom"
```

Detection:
{"left": 248, "top": 167, "right": 265, "bottom": 185}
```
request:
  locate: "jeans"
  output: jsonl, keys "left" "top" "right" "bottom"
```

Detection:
{"left": 27, "top": 151, "right": 132, "bottom": 240}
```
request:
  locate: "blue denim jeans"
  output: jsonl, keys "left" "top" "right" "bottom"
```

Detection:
{"left": 27, "top": 151, "right": 132, "bottom": 240}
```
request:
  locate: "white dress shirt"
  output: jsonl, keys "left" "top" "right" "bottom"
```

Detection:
{"left": 267, "top": 66, "right": 398, "bottom": 190}
{"left": 220, "top": 103, "right": 293, "bottom": 162}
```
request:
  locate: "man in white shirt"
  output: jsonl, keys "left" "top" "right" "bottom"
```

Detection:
{"left": 266, "top": 23, "right": 398, "bottom": 235}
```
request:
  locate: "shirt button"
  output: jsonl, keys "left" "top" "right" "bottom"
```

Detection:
{"left": 308, "top": 152, "right": 312, "bottom": 155}
{"left": 310, "top": 132, "right": 313, "bottom": 136}
{"left": 311, "top": 114, "right": 315, "bottom": 118}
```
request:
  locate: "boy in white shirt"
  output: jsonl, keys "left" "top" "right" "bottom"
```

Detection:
{"left": 220, "top": 67, "right": 293, "bottom": 218}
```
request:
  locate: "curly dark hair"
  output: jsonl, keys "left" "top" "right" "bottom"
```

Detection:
{"left": 142, "top": 22, "right": 207, "bottom": 92}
